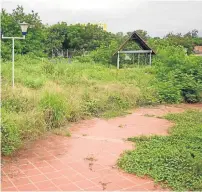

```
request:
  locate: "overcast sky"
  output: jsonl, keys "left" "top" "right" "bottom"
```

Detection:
{"left": 1, "top": 0, "right": 202, "bottom": 37}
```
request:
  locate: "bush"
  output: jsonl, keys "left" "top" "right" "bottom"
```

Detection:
{"left": 157, "top": 81, "right": 182, "bottom": 103}
{"left": 154, "top": 46, "right": 202, "bottom": 103}
{"left": 74, "top": 55, "right": 94, "bottom": 63}
{"left": 1, "top": 110, "right": 22, "bottom": 155}
{"left": 42, "top": 63, "right": 55, "bottom": 74}
{"left": 39, "top": 92, "right": 67, "bottom": 128}
{"left": 2, "top": 97, "right": 30, "bottom": 113}
{"left": 1, "top": 88, "right": 35, "bottom": 113}
{"left": 1, "top": 109, "right": 46, "bottom": 156}
{"left": 23, "top": 76, "right": 45, "bottom": 89}
{"left": 89, "top": 40, "right": 119, "bottom": 64}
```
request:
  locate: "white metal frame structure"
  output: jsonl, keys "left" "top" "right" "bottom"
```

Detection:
{"left": 117, "top": 50, "right": 152, "bottom": 69}
{"left": 113, "top": 31, "right": 155, "bottom": 69}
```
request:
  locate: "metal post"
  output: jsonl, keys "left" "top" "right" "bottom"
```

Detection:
{"left": 2, "top": 35, "right": 25, "bottom": 88}
{"left": 149, "top": 53, "right": 152, "bottom": 65}
{"left": 12, "top": 38, "right": 15, "bottom": 88}
{"left": 117, "top": 51, "right": 120, "bottom": 69}
{"left": 138, "top": 53, "right": 140, "bottom": 67}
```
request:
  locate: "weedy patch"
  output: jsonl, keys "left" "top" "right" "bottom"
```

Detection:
{"left": 52, "top": 127, "right": 71, "bottom": 137}
{"left": 99, "top": 181, "right": 111, "bottom": 190}
{"left": 144, "top": 114, "right": 156, "bottom": 117}
{"left": 84, "top": 154, "right": 97, "bottom": 162}
{"left": 118, "top": 110, "right": 202, "bottom": 191}
{"left": 2, "top": 54, "right": 202, "bottom": 156}
{"left": 118, "top": 124, "right": 126, "bottom": 128}
{"left": 84, "top": 154, "right": 97, "bottom": 171}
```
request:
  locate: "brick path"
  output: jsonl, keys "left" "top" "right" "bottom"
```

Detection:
{"left": 2, "top": 104, "right": 202, "bottom": 191}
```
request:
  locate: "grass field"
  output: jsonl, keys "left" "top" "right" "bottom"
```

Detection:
{"left": 1, "top": 55, "right": 159, "bottom": 155}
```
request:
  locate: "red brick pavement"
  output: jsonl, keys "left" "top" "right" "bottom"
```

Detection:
{"left": 2, "top": 104, "right": 201, "bottom": 191}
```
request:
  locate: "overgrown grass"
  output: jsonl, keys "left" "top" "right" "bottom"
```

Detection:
{"left": 118, "top": 110, "right": 202, "bottom": 191}
{"left": 1, "top": 56, "right": 158, "bottom": 155}
{"left": 1, "top": 53, "right": 202, "bottom": 156}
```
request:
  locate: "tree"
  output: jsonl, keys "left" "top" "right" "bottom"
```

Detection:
{"left": 1, "top": 5, "right": 46, "bottom": 59}
{"left": 136, "top": 29, "right": 150, "bottom": 40}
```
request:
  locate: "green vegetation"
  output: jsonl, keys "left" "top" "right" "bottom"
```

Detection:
{"left": 2, "top": 51, "right": 201, "bottom": 156}
{"left": 1, "top": 5, "right": 202, "bottom": 158}
{"left": 154, "top": 46, "right": 202, "bottom": 103}
{"left": 118, "top": 110, "right": 202, "bottom": 191}
{"left": 1, "top": 56, "right": 159, "bottom": 155}
{"left": 1, "top": 5, "right": 202, "bottom": 60}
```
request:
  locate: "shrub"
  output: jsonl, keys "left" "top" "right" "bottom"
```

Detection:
{"left": 23, "top": 76, "right": 45, "bottom": 89}
{"left": 89, "top": 40, "right": 119, "bottom": 64}
{"left": 1, "top": 109, "right": 46, "bottom": 156}
{"left": 1, "top": 110, "right": 22, "bottom": 155}
{"left": 1, "top": 88, "right": 35, "bottom": 113}
{"left": 106, "top": 94, "right": 130, "bottom": 110}
{"left": 39, "top": 92, "right": 67, "bottom": 128}
{"left": 2, "top": 97, "right": 30, "bottom": 113}
{"left": 154, "top": 46, "right": 202, "bottom": 103}
{"left": 74, "top": 55, "right": 94, "bottom": 63}
{"left": 157, "top": 81, "right": 182, "bottom": 103}
{"left": 42, "top": 63, "right": 55, "bottom": 74}
{"left": 81, "top": 91, "right": 104, "bottom": 117}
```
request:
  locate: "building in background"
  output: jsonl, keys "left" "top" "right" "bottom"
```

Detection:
{"left": 97, "top": 23, "right": 107, "bottom": 31}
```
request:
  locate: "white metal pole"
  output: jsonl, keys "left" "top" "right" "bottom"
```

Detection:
{"left": 117, "top": 51, "right": 120, "bottom": 69}
{"left": 138, "top": 53, "right": 140, "bottom": 67}
{"left": 2, "top": 35, "right": 25, "bottom": 88}
{"left": 145, "top": 53, "right": 147, "bottom": 65}
{"left": 12, "top": 37, "right": 15, "bottom": 88}
{"left": 149, "top": 53, "right": 152, "bottom": 65}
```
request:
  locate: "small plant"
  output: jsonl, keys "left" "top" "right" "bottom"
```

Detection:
{"left": 99, "top": 181, "right": 111, "bottom": 190}
{"left": 2, "top": 97, "right": 30, "bottom": 113}
{"left": 52, "top": 127, "right": 71, "bottom": 137}
{"left": 84, "top": 154, "right": 97, "bottom": 171}
{"left": 118, "top": 124, "right": 126, "bottom": 128}
{"left": 42, "top": 63, "right": 55, "bottom": 74}
{"left": 65, "top": 131, "right": 71, "bottom": 137}
{"left": 1, "top": 118, "right": 22, "bottom": 155}
{"left": 84, "top": 154, "right": 97, "bottom": 162}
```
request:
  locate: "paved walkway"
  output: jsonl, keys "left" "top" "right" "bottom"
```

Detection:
{"left": 2, "top": 104, "right": 202, "bottom": 191}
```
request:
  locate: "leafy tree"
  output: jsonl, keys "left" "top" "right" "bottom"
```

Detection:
{"left": 136, "top": 29, "right": 150, "bottom": 40}
{"left": 1, "top": 5, "right": 46, "bottom": 59}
